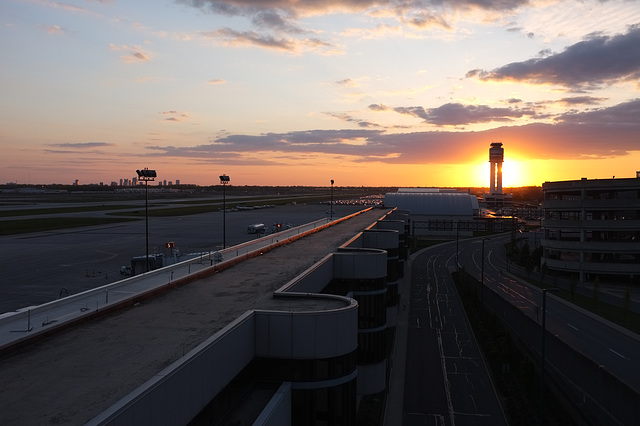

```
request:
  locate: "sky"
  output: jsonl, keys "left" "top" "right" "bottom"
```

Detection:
{"left": 1, "top": 0, "right": 639, "bottom": 188}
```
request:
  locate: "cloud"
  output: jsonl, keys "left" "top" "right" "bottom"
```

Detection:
{"left": 252, "top": 10, "right": 307, "bottom": 34}
{"left": 145, "top": 99, "right": 640, "bottom": 165}
{"left": 466, "top": 24, "right": 640, "bottom": 89}
{"left": 48, "top": 142, "right": 115, "bottom": 148}
{"left": 178, "top": 0, "right": 534, "bottom": 48}
{"left": 45, "top": 1, "right": 93, "bottom": 14}
{"left": 40, "top": 25, "right": 67, "bottom": 35}
{"left": 402, "top": 11, "right": 451, "bottom": 30}
{"left": 109, "top": 43, "right": 153, "bottom": 62}
{"left": 326, "top": 112, "right": 381, "bottom": 128}
{"left": 159, "top": 111, "right": 190, "bottom": 122}
{"left": 174, "top": 0, "right": 543, "bottom": 57}
{"left": 554, "top": 98, "right": 639, "bottom": 126}
{"left": 370, "top": 102, "right": 539, "bottom": 125}
{"left": 554, "top": 96, "right": 606, "bottom": 106}
{"left": 208, "top": 78, "right": 226, "bottom": 84}
{"left": 44, "top": 142, "right": 116, "bottom": 154}
{"left": 202, "top": 27, "right": 297, "bottom": 51}
{"left": 368, "top": 104, "right": 389, "bottom": 112}
{"left": 131, "top": 51, "right": 150, "bottom": 61}
{"left": 336, "top": 78, "right": 358, "bottom": 87}
{"left": 199, "top": 27, "right": 338, "bottom": 53}
{"left": 178, "top": 0, "right": 532, "bottom": 17}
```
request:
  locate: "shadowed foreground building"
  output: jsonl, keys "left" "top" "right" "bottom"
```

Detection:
{"left": 541, "top": 175, "right": 640, "bottom": 284}
{"left": 88, "top": 210, "right": 409, "bottom": 425}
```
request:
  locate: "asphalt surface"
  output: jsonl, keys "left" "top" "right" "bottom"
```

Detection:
{"left": 400, "top": 246, "right": 507, "bottom": 425}
{"left": 0, "top": 202, "right": 363, "bottom": 313}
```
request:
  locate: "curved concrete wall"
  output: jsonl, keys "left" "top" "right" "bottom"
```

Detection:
{"left": 358, "top": 361, "right": 388, "bottom": 394}
{"left": 333, "top": 248, "right": 388, "bottom": 280}
{"left": 362, "top": 229, "right": 399, "bottom": 252}
{"left": 254, "top": 296, "right": 358, "bottom": 360}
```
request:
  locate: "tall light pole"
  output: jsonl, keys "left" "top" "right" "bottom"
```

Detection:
{"left": 330, "top": 179, "right": 334, "bottom": 220}
{"left": 219, "top": 174, "right": 230, "bottom": 249}
{"left": 480, "top": 237, "right": 486, "bottom": 321}
{"left": 456, "top": 223, "right": 459, "bottom": 267}
{"left": 540, "top": 287, "right": 559, "bottom": 425}
{"left": 136, "top": 168, "right": 156, "bottom": 272}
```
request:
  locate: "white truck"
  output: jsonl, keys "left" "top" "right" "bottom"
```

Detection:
{"left": 247, "top": 223, "right": 266, "bottom": 234}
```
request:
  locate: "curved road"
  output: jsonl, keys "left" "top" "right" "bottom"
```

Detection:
{"left": 456, "top": 234, "right": 640, "bottom": 395}
{"left": 403, "top": 244, "right": 507, "bottom": 425}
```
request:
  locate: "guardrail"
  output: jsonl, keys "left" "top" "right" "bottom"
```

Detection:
{"left": 0, "top": 215, "right": 354, "bottom": 353}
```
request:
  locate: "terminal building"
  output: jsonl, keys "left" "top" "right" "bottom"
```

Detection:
{"left": 384, "top": 188, "right": 479, "bottom": 238}
{"left": 541, "top": 174, "right": 640, "bottom": 284}
{"left": 87, "top": 209, "right": 410, "bottom": 425}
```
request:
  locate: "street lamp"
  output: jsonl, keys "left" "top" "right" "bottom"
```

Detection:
{"left": 219, "top": 174, "right": 230, "bottom": 249}
{"left": 330, "top": 179, "right": 334, "bottom": 220}
{"left": 136, "top": 168, "right": 156, "bottom": 272}
{"left": 540, "top": 287, "right": 559, "bottom": 425}
{"left": 456, "top": 223, "right": 459, "bottom": 267}
{"left": 480, "top": 237, "right": 486, "bottom": 321}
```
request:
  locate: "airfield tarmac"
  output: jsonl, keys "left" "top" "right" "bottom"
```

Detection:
{"left": 0, "top": 200, "right": 365, "bottom": 313}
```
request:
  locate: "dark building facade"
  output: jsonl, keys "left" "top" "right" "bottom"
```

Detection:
{"left": 541, "top": 176, "right": 640, "bottom": 283}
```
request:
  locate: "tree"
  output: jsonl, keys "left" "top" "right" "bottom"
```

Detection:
{"left": 570, "top": 274, "right": 578, "bottom": 301}
{"left": 592, "top": 276, "right": 601, "bottom": 310}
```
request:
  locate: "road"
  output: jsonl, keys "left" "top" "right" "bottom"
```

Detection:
{"left": 0, "top": 202, "right": 363, "bottom": 313}
{"left": 403, "top": 245, "right": 507, "bottom": 425}
{"left": 457, "top": 234, "right": 640, "bottom": 394}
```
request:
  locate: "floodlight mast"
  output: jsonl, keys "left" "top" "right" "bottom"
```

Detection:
{"left": 136, "top": 168, "right": 156, "bottom": 272}
{"left": 220, "top": 175, "right": 230, "bottom": 249}
{"left": 330, "top": 179, "right": 334, "bottom": 220}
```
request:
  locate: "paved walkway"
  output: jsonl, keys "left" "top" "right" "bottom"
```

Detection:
{"left": 0, "top": 208, "right": 387, "bottom": 425}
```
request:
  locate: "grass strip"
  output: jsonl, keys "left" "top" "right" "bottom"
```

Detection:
{"left": 0, "top": 217, "right": 139, "bottom": 236}
{"left": 514, "top": 274, "right": 640, "bottom": 335}
{"left": 0, "top": 204, "right": 142, "bottom": 218}
{"left": 114, "top": 195, "right": 331, "bottom": 217}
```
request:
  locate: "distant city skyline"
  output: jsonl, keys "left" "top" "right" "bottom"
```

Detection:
{"left": 1, "top": 1, "right": 638, "bottom": 187}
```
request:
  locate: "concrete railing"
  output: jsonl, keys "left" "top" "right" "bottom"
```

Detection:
{"left": 0, "top": 214, "right": 362, "bottom": 353}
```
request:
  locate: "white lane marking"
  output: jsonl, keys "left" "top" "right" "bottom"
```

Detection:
{"left": 567, "top": 323, "right": 579, "bottom": 331}
{"left": 609, "top": 348, "right": 627, "bottom": 359}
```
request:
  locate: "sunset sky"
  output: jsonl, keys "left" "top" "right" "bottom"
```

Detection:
{"left": 1, "top": 0, "right": 639, "bottom": 187}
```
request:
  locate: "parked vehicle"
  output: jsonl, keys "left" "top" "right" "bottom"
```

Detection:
{"left": 247, "top": 223, "right": 266, "bottom": 234}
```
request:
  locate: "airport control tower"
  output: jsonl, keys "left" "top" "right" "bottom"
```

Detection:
{"left": 489, "top": 142, "right": 503, "bottom": 195}
{"left": 484, "top": 142, "right": 512, "bottom": 208}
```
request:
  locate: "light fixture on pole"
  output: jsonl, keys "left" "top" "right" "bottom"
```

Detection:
{"left": 330, "top": 179, "right": 334, "bottom": 220}
{"left": 136, "top": 168, "right": 157, "bottom": 272}
{"left": 219, "top": 174, "right": 230, "bottom": 249}
{"left": 480, "top": 237, "right": 486, "bottom": 322}
{"left": 456, "top": 224, "right": 459, "bottom": 267}
{"left": 540, "top": 287, "right": 559, "bottom": 425}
